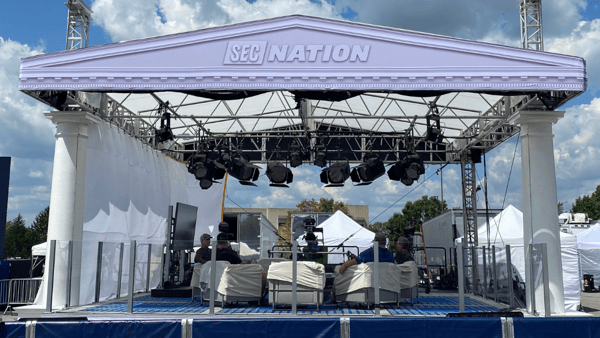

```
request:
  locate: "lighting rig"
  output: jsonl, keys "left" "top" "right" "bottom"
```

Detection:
{"left": 155, "top": 101, "right": 174, "bottom": 144}
{"left": 387, "top": 121, "right": 426, "bottom": 186}
{"left": 266, "top": 147, "right": 294, "bottom": 187}
{"left": 228, "top": 153, "right": 261, "bottom": 186}
{"left": 350, "top": 155, "right": 386, "bottom": 186}
{"left": 319, "top": 145, "right": 351, "bottom": 187}
{"left": 425, "top": 101, "right": 444, "bottom": 144}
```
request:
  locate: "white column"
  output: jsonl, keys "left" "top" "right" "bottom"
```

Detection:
{"left": 511, "top": 110, "right": 565, "bottom": 315}
{"left": 43, "top": 111, "right": 101, "bottom": 308}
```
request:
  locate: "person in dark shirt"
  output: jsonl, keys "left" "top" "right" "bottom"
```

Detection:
{"left": 395, "top": 236, "right": 414, "bottom": 264}
{"left": 194, "top": 233, "right": 212, "bottom": 264}
{"left": 339, "top": 233, "right": 394, "bottom": 274}
{"left": 216, "top": 233, "right": 242, "bottom": 265}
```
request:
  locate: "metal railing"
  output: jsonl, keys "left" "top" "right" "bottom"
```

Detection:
{"left": 0, "top": 278, "right": 43, "bottom": 308}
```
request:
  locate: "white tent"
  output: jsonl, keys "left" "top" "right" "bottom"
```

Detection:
{"left": 32, "top": 242, "right": 47, "bottom": 257}
{"left": 457, "top": 205, "right": 581, "bottom": 312}
{"left": 297, "top": 210, "right": 376, "bottom": 264}
{"left": 576, "top": 224, "right": 600, "bottom": 282}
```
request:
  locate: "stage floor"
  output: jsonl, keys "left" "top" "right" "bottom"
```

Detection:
{"left": 48, "top": 289, "right": 502, "bottom": 318}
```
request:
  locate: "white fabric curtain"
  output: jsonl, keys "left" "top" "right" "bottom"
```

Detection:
{"left": 35, "top": 121, "right": 225, "bottom": 306}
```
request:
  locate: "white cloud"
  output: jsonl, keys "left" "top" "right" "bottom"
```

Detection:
{"left": 91, "top": 0, "right": 340, "bottom": 42}
{"left": 547, "top": 19, "right": 600, "bottom": 93}
{"left": 28, "top": 170, "right": 44, "bottom": 178}
{"left": 0, "top": 38, "right": 55, "bottom": 223}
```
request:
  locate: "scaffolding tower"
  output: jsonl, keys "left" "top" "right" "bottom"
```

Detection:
{"left": 520, "top": 0, "right": 544, "bottom": 51}
{"left": 65, "top": 0, "right": 93, "bottom": 50}
{"left": 460, "top": 151, "right": 479, "bottom": 292}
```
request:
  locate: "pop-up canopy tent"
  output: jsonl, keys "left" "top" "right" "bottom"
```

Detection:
{"left": 456, "top": 205, "right": 580, "bottom": 312}
{"left": 32, "top": 242, "right": 47, "bottom": 257}
{"left": 297, "top": 210, "right": 376, "bottom": 264}
{"left": 576, "top": 224, "right": 600, "bottom": 283}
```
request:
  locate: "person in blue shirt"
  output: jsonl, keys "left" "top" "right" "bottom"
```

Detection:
{"left": 339, "top": 233, "right": 394, "bottom": 274}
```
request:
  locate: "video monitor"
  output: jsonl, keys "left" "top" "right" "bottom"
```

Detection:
{"left": 172, "top": 202, "right": 198, "bottom": 251}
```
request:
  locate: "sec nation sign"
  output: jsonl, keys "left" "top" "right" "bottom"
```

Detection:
{"left": 223, "top": 41, "right": 371, "bottom": 65}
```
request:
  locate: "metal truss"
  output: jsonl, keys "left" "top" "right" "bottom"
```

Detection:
{"left": 460, "top": 152, "right": 479, "bottom": 293}
{"left": 65, "top": 0, "right": 92, "bottom": 50}
{"left": 26, "top": 88, "right": 578, "bottom": 165}
{"left": 520, "top": 0, "right": 544, "bottom": 51}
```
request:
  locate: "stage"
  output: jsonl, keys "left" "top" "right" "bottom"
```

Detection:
{"left": 4, "top": 290, "right": 600, "bottom": 338}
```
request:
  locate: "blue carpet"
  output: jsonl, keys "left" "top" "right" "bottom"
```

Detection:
{"left": 83, "top": 300, "right": 208, "bottom": 314}
{"left": 385, "top": 296, "right": 499, "bottom": 316}
{"left": 81, "top": 295, "right": 497, "bottom": 316}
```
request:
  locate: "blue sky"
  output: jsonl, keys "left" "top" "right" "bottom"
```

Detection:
{"left": 1, "top": 0, "right": 600, "bottom": 227}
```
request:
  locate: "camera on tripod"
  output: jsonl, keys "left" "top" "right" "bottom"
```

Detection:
{"left": 217, "top": 221, "right": 234, "bottom": 245}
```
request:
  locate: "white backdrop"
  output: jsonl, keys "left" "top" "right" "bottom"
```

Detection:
{"left": 35, "top": 120, "right": 225, "bottom": 306}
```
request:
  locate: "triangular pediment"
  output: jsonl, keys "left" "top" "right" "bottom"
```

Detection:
{"left": 20, "top": 15, "right": 585, "bottom": 93}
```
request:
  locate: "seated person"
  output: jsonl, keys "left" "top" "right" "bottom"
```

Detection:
{"left": 216, "top": 233, "right": 242, "bottom": 265}
{"left": 339, "top": 233, "right": 394, "bottom": 274}
{"left": 395, "top": 236, "right": 414, "bottom": 264}
{"left": 194, "top": 233, "right": 212, "bottom": 264}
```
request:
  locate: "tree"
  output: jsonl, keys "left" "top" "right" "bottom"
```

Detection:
{"left": 295, "top": 198, "right": 350, "bottom": 215}
{"left": 571, "top": 185, "right": 600, "bottom": 219}
{"left": 4, "top": 214, "right": 33, "bottom": 258}
{"left": 558, "top": 202, "right": 566, "bottom": 214}
{"left": 385, "top": 195, "right": 447, "bottom": 246}
{"left": 29, "top": 206, "right": 49, "bottom": 245}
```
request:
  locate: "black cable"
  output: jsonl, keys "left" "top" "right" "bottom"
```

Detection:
{"left": 493, "top": 133, "right": 521, "bottom": 245}
{"left": 368, "top": 163, "right": 450, "bottom": 225}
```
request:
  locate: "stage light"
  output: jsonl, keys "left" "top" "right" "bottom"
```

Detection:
{"left": 313, "top": 143, "right": 327, "bottom": 167}
{"left": 350, "top": 156, "right": 386, "bottom": 186}
{"left": 320, "top": 161, "right": 350, "bottom": 187}
{"left": 155, "top": 111, "right": 174, "bottom": 144}
{"left": 405, "top": 154, "right": 424, "bottom": 180}
{"left": 425, "top": 103, "right": 444, "bottom": 143}
{"left": 289, "top": 145, "right": 303, "bottom": 168}
{"left": 314, "top": 152, "right": 327, "bottom": 167}
{"left": 228, "top": 155, "right": 260, "bottom": 186}
{"left": 388, "top": 154, "right": 424, "bottom": 186}
{"left": 188, "top": 153, "right": 227, "bottom": 189}
{"left": 266, "top": 162, "right": 294, "bottom": 188}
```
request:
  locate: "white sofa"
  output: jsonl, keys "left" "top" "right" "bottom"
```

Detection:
{"left": 267, "top": 261, "right": 325, "bottom": 310}
{"left": 196, "top": 261, "right": 264, "bottom": 306}
{"left": 333, "top": 261, "right": 418, "bottom": 307}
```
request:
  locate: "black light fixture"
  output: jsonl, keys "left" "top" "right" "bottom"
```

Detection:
{"left": 388, "top": 154, "right": 425, "bottom": 186}
{"left": 188, "top": 152, "right": 227, "bottom": 190}
{"left": 289, "top": 145, "right": 303, "bottom": 168}
{"left": 320, "top": 161, "right": 351, "bottom": 187}
{"left": 350, "top": 155, "right": 386, "bottom": 186}
{"left": 266, "top": 162, "right": 294, "bottom": 188}
{"left": 155, "top": 102, "right": 174, "bottom": 144}
{"left": 228, "top": 155, "right": 260, "bottom": 186}
{"left": 425, "top": 102, "right": 444, "bottom": 144}
{"left": 313, "top": 142, "right": 327, "bottom": 167}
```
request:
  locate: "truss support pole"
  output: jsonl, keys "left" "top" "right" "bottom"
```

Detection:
{"left": 520, "top": 0, "right": 544, "bottom": 51}
{"left": 460, "top": 152, "right": 478, "bottom": 293}
{"left": 65, "top": 0, "right": 93, "bottom": 50}
{"left": 43, "top": 111, "right": 101, "bottom": 309}
{"left": 510, "top": 110, "right": 565, "bottom": 314}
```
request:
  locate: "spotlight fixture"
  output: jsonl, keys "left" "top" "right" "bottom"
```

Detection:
{"left": 266, "top": 162, "right": 294, "bottom": 188}
{"left": 188, "top": 153, "right": 227, "bottom": 190}
{"left": 425, "top": 102, "right": 444, "bottom": 144}
{"left": 314, "top": 151, "right": 327, "bottom": 167}
{"left": 388, "top": 154, "right": 425, "bottom": 186}
{"left": 155, "top": 103, "right": 174, "bottom": 144}
{"left": 228, "top": 155, "right": 260, "bottom": 186}
{"left": 350, "top": 155, "right": 386, "bottom": 186}
{"left": 320, "top": 161, "right": 351, "bottom": 187}
{"left": 289, "top": 145, "right": 303, "bottom": 168}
